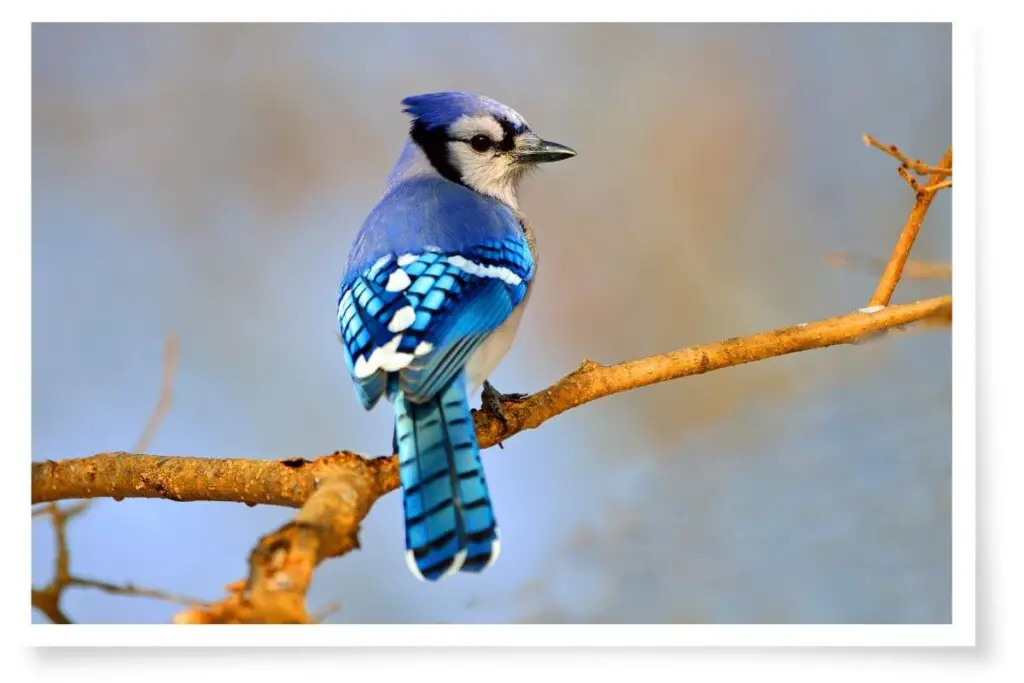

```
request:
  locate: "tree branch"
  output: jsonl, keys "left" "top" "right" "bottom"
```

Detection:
{"left": 865, "top": 141, "right": 953, "bottom": 307}
{"left": 862, "top": 134, "right": 952, "bottom": 177}
{"left": 33, "top": 295, "right": 950, "bottom": 513}
{"left": 174, "top": 468, "right": 384, "bottom": 623}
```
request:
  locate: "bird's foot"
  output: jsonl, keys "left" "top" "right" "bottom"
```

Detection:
{"left": 480, "top": 381, "right": 528, "bottom": 449}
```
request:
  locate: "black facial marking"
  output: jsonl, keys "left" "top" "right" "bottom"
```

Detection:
{"left": 410, "top": 120, "right": 464, "bottom": 186}
{"left": 497, "top": 118, "right": 519, "bottom": 152}
{"left": 409, "top": 114, "right": 527, "bottom": 186}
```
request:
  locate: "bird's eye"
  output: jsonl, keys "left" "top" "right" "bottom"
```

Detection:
{"left": 470, "top": 135, "right": 493, "bottom": 153}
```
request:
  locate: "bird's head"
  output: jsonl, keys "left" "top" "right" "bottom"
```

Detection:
{"left": 401, "top": 91, "right": 576, "bottom": 208}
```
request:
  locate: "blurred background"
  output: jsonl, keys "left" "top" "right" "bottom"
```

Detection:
{"left": 31, "top": 23, "right": 952, "bottom": 624}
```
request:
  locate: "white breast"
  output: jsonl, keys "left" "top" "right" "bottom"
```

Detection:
{"left": 464, "top": 287, "right": 532, "bottom": 392}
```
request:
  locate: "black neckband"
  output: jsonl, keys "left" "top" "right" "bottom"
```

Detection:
{"left": 409, "top": 121, "right": 464, "bottom": 186}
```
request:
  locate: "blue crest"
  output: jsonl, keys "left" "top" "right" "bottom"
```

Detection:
{"left": 401, "top": 91, "right": 528, "bottom": 132}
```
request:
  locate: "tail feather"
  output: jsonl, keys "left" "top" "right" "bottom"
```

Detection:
{"left": 458, "top": 467, "right": 501, "bottom": 572}
{"left": 393, "top": 372, "right": 499, "bottom": 581}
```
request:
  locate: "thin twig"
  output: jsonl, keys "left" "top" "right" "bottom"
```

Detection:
{"left": 866, "top": 143, "right": 953, "bottom": 307}
{"left": 67, "top": 577, "right": 207, "bottom": 607}
{"left": 898, "top": 165, "right": 922, "bottom": 192}
{"left": 920, "top": 180, "right": 953, "bottom": 194}
{"left": 826, "top": 252, "right": 951, "bottom": 280}
{"left": 33, "top": 500, "right": 89, "bottom": 518}
{"left": 310, "top": 602, "right": 342, "bottom": 623}
{"left": 134, "top": 334, "right": 180, "bottom": 453}
{"left": 863, "top": 134, "right": 953, "bottom": 177}
{"left": 31, "top": 334, "right": 183, "bottom": 624}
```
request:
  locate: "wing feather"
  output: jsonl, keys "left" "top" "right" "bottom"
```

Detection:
{"left": 339, "top": 240, "right": 532, "bottom": 406}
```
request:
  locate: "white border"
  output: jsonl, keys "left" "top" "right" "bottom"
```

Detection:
{"left": 15, "top": 8, "right": 974, "bottom": 655}
{"left": 949, "top": 20, "right": 976, "bottom": 643}
{"left": 29, "top": 623, "right": 971, "bottom": 648}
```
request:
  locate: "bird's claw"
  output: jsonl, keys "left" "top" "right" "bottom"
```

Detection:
{"left": 480, "top": 381, "right": 527, "bottom": 449}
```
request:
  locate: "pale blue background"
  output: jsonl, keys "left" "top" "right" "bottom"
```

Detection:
{"left": 32, "top": 23, "right": 952, "bottom": 624}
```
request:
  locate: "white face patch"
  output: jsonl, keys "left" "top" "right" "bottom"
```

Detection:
{"left": 447, "top": 144, "right": 523, "bottom": 209}
{"left": 444, "top": 114, "right": 525, "bottom": 209}
{"left": 449, "top": 114, "right": 505, "bottom": 142}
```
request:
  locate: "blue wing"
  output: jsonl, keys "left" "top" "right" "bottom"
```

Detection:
{"left": 338, "top": 178, "right": 534, "bottom": 408}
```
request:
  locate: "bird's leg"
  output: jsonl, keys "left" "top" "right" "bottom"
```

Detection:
{"left": 481, "top": 380, "right": 528, "bottom": 415}
{"left": 480, "top": 380, "right": 528, "bottom": 449}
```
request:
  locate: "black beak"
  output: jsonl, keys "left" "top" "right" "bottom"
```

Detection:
{"left": 515, "top": 135, "right": 577, "bottom": 164}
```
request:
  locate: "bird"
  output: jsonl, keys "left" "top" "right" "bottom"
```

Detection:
{"left": 336, "top": 92, "right": 576, "bottom": 581}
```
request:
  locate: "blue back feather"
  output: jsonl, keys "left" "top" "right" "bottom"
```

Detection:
{"left": 343, "top": 177, "right": 525, "bottom": 288}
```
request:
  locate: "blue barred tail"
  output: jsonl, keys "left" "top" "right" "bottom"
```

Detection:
{"left": 393, "top": 373, "right": 500, "bottom": 581}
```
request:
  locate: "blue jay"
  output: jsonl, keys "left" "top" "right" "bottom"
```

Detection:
{"left": 336, "top": 92, "right": 576, "bottom": 581}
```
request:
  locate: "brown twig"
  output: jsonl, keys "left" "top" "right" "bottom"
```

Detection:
{"left": 134, "top": 334, "right": 180, "bottom": 453}
{"left": 920, "top": 180, "right": 953, "bottom": 194}
{"left": 31, "top": 500, "right": 207, "bottom": 622}
{"left": 865, "top": 140, "right": 953, "bottom": 307}
{"left": 863, "top": 135, "right": 952, "bottom": 177}
{"left": 66, "top": 577, "right": 207, "bottom": 607}
{"left": 310, "top": 601, "right": 342, "bottom": 623}
{"left": 32, "top": 334, "right": 183, "bottom": 623}
{"left": 826, "top": 252, "right": 951, "bottom": 280}
{"left": 897, "top": 166, "right": 922, "bottom": 192}
{"left": 31, "top": 502, "right": 87, "bottom": 624}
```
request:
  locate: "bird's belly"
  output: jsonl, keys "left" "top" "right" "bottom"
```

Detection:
{"left": 465, "top": 234, "right": 536, "bottom": 394}
{"left": 465, "top": 299, "right": 528, "bottom": 392}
